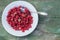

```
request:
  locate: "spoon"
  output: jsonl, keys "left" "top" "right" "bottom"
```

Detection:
{"left": 20, "top": 7, "right": 48, "bottom": 16}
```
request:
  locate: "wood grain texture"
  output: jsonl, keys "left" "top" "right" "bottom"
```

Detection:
{"left": 0, "top": 0, "right": 60, "bottom": 40}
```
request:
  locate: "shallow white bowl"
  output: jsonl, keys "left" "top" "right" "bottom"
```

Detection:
{"left": 2, "top": 1, "right": 38, "bottom": 37}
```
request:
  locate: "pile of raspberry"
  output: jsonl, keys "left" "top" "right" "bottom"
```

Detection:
{"left": 7, "top": 6, "right": 33, "bottom": 32}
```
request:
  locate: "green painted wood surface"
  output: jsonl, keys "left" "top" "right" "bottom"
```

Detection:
{"left": 0, "top": 0, "right": 60, "bottom": 40}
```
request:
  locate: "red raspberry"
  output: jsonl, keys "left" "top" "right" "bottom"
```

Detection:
{"left": 7, "top": 6, "right": 33, "bottom": 32}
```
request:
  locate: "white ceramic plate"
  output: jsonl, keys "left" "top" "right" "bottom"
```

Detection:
{"left": 2, "top": 1, "right": 38, "bottom": 37}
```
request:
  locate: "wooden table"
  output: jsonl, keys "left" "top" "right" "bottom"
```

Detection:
{"left": 0, "top": 0, "right": 60, "bottom": 40}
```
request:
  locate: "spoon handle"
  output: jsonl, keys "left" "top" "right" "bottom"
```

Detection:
{"left": 31, "top": 12, "right": 48, "bottom": 16}
{"left": 37, "top": 12, "right": 48, "bottom": 16}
